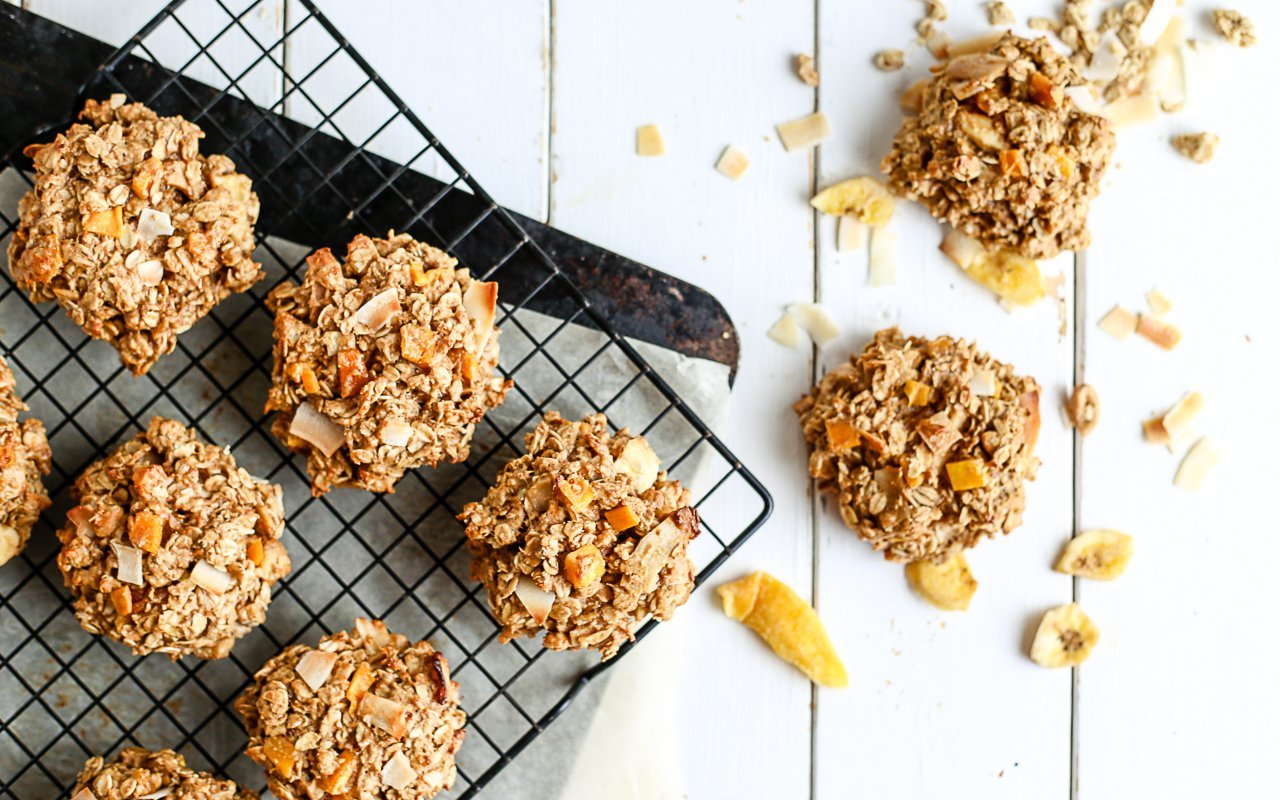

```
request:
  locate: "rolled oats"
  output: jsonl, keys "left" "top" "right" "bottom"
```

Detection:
{"left": 236, "top": 619, "right": 465, "bottom": 800}
{"left": 882, "top": 34, "right": 1116, "bottom": 259}
{"left": 460, "top": 412, "right": 700, "bottom": 660}
{"left": 56, "top": 417, "right": 289, "bottom": 659}
{"left": 73, "top": 747, "right": 255, "bottom": 800}
{"left": 266, "top": 232, "right": 510, "bottom": 495}
{"left": 795, "top": 328, "right": 1041, "bottom": 563}
{"left": 8, "top": 96, "right": 262, "bottom": 375}
{"left": 0, "top": 355, "right": 52, "bottom": 567}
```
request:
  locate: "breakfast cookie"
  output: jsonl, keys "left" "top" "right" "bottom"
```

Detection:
{"left": 56, "top": 417, "right": 289, "bottom": 659}
{"left": 795, "top": 328, "right": 1041, "bottom": 563}
{"left": 236, "top": 619, "right": 465, "bottom": 800}
{"left": 460, "top": 412, "right": 700, "bottom": 660}
{"left": 72, "top": 747, "right": 256, "bottom": 800}
{"left": 882, "top": 34, "right": 1114, "bottom": 259}
{"left": 0, "top": 355, "right": 52, "bottom": 567}
{"left": 8, "top": 94, "right": 262, "bottom": 375}
{"left": 266, "top": 232, "right": 510, "bottom": 495}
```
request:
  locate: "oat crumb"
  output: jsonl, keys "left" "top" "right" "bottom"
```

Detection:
{"left": 1213, "top": 9, "right": 1257, "bottom": 48}
{"left": 1171, "top": 132, "right": 1219, "bottom": 163}
{"left": 795, "top": 53, "right": 821, "bottom": 87}
{"left": 874, "top": 49, "right": 906, "bottom": 72}
{"left": 986, "top": 1, "right": 1015, "bottom": 26}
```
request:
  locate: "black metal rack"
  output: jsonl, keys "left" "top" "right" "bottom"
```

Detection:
{"left": 0, "top": 1, "right": 772, "bottom": 797}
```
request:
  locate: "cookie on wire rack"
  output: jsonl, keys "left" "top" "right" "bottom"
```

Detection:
{"left": 71, "top": 747, "right": 256, "bottom": 800}
{"left": 460, "top": 411, "right": 701, "bottom": 660}
{"left": 795, "top": 328, "right": 1041, "bottom": 564}
{"left": 236, "top": 618, "right": 465, "bottom": 800}
{"left": 56, "top": 417, "right": 289, "bottom": 659}
{"left": 0, "top": 354, "right": 52, "bottom": 568}
{"left": 266, "top": 232, "right": 511, "bottom": 495}
{"left": 8, "top": 94, "right": 262, "bottom": 375}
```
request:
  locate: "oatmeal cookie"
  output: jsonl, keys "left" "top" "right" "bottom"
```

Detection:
{"left": 0, "top": 355, "right": 52, "bottom": 567}
{"left": 72, "top": 747, "right": 256, "bottom": 800}
{"left": 460, "top": 412, "right": 700, "bottom": 660}
{"left": 236, "top": 618, "right": 465, "bottom": 800}
{"left": 795, "top": 328, "right": 1041, "bottom": 563}
{"left": 266, "top": 232, "right": 510, "bottom": 495}
{"left": 56, "top": 417, "right": 289, "bottom": 659}
{"left": 8, "top": 94, "right": 262, "bottom": 375}
{"left": 881, "top": 34, "right": 1115, "bottom": 259}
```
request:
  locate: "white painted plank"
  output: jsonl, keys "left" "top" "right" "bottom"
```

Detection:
{"left": 813, "top": 3, "right": 1074, "bottom": 797}
{"left": 551, "top": 1, "right": 816, "bottom": 797}
{"left": 1076, "top": 4, "right": 1280, "bottom": 797}
{"left": 284, "top": 0, "right": 550, "bottom": 220}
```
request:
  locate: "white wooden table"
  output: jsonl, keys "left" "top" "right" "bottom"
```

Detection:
{"left": 20, "top": 1, "right": 1278, "bottom": 797}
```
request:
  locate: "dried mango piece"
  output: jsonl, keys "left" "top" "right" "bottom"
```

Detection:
{"left": 346, "top": 662, "right": 374, "bottom": 705}
{"left": 555, "top": 476, "right": 595, "bottom": 514}
{"left": 904, "top": 554, "right": 977, "bottom": 611}
{"left": 336, "top": 349, "right": 370, "bottom": 398}
{"left": 717, "top": 571, "right": 847, "bottom": 688}
{"left": 903, "top": 380, "right": 933, "bottom": 407}
{"left": 128, "top": 512, "right": 164, "bottom": 555}
{"left": 604, "top": 504, "right": 640, "bottom": 532}
{"left": 824, "top": 419, "right": 858, "bottom": 451}
{"left": 318, "top": 748, "right": 357, "bottom": 793}
{"left": 245, "top": 536, "right": 265, "bottom": 566}
{"left": 946, "top": 459, "right": 987, "bottom": 491}
{"left": 810, "top": 176, "right": 896, "bottom": 227}
{"left": 263, "top": 735, "right": 296, "bottom": 779}
{"left": 564, "top": 543, "right": 605, "bottom": 589}
{"left": 110, "top": 586, "right": 133, "bottom": 616}
{"left": 84, "top": 206, "right": 124, "bottom": 238}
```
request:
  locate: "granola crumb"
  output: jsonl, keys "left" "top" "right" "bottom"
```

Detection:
{"left": 237, "top": 619, "right": 465, "bottom": 800}
{"left": 460, "top": 412, "right": 700, "bottom": 660}
{"left": 74, "top": 748, "right": 255, "bottom": 800}
{"left": 0, "top": 355, "right": 51, "bottom": 568}
{"left": 1066, "top": 384, "right": 1101, "bottom": 436}
{"left": 1171, "top": 132, "right": 1220, "bottom": 163}
{"left": 874, "top": 49, "right": 906, "bottom": 72}
{"left": 795, "top": 52, "right": 821, "bottom": 87}
{"left": 1212, "top": 9, "right": 1257, "bottom": 48}
{"left": 985, "top": 1, "right": 1016, "bottom": 27}
{"left": 1028, "top": 17, "right": 1059, "bottom": 32}
{"left": 795, "top": 328, "right": 1041, "bottom": 563}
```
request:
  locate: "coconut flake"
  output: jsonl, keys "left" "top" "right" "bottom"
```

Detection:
{"left": 72, "top": 790, "right": 98, "bottom": 800}
{"left": 380, "top": 419, "right": 413, "bottom": 447}
{"left": 1174, "top": 438, "right": 1220, "bottom": 491}
{"left": 360, "top": 693, "right": 409, "bottom": 739}
{"left": 1146, "top": 288, "right": 1174, "bottom": 316}
{"left": 837, "top": 215, "right": 866, "bottom": 252}
{"left": 514, "top": 576, "right": 555, "bottom": 625}
{"left": 112, "top": 541, "right": 143, "bottom": 586}
{"left": 776, "top": 111, "right": 831, "bottom": 151}
{"left": 381, "top": 751, "right": 416, "bottom": 791}
{"left": 614, "top": 437, "right": 660, "bottom": 493}
{"left": 137, "top": 208, "right": 175, "bottom": 240}
{"left": 1098, "top": 305, "right": 1138, "bottom": 340}
{"left": 767, "top": 313, "right": 803, "bottom": 349}
{"left": 137, "top": 259, "right": 164, "bottom": 286}
{"left": 715, "top": 145, "right": 750, "bottom": 180}
{"left": 1084, "top": 31, "right": 1126, "bottom": 83}
{"left": 463, "top": 280, "right": 498, "bottom": 343}
{"left": 969, "top": 369, "right": 997, "bottom": 397}
{"left": 1140, "top": 0, "right": 1178, "bottom": 46}
{"left": 139, "top": 788, "right": 173, "bottom": 799}
{"left": 354, "top": 288, "right": 401, "bottom": 332}
{"left": 355, "top": 617, "right": 392, "bottom": 648}
{"left": 289, "top": 402, "right": 346, "bottom": 457}
{"left": 868, "top": 226, "right": 896, "bottom": 286}
{"left": 190, "top": 559, "right": 234, "bottom": 594}
{"left": 1104, "top": 92, "right": 1161, "bottom": 128}
{"left": 1161, "top": 391, "right": 1204, "bottom": 442}
{"left": 295, "top": 650, "right": 338, "bottom": 692}
{"left": 1064, "top": 84, "right": 1104, "bottom": 115}
{"left": 786, "top": 303, "right": 841, "bottom": 347}
{"left": 939, "top": 228, "right": 984, "bottom": 269}
{"left": 67, "top": 505, "right": 94, "bottom": 534}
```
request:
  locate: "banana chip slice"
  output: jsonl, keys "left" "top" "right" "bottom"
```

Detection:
{"left": 904, "top": 554, "right": 977, "bottom": 611}
{"left": 1054, "top": 530, "right": 1133, "bottom": 580}
{"left": 1030, "top": 603, "right": 1099, "bottom": 668}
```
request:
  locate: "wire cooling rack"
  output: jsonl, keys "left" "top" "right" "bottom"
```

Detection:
{"left": 0, "top": 1, "right": 772, "bottom": 797}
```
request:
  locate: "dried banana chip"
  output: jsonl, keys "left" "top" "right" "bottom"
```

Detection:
{"left": 811, "top": 176, "right": 896, "bottom": 226}
{"left": 1030, "top": 603, "right": 1099, "bottom": 668}
{"left": 1054, "top": 530, "right": 1133, "bottom": 580}
{"left": 904, "top": 554, "right": 977, "bottom": 611}
{"left": 718, "top": 571, "right": 848, "bottom": 688}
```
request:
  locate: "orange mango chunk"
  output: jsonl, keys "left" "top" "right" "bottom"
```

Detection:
{"left": 346, "top": 662, "right": 374, "bottom": 705}
{"left": 555, "top": 476, "right": 595, "bottom": 514}
{"left": 564, "top": 543, "right": 605, "bottom": 589}
{"left": 318, "top": 748, "right": 357, "bottom": 794}
{"left": 603, "top": 504, "right": 640, "bottom": 532}
{"left": 245, "top": 536, "right": 265, "bottom": 566}
{"left": 823, "top": 419, "right": 859, "bottom": 451}
{"left": 903, "top": 379, "right": 934, "bottom": 407}
{"left": 399, "top": 324, "right": 435, "bottom": 367}
{"left": 263, "top": 735, "right": 296, "bottom": 779}
{"left": 84, "top": 206, "right": 124, "bottom": 238}
{"left": 110, "top": 586, "right": 133, "bottom": 616}
{"left": 717, "top": 571, "right": 848, "bottom": 688}
{"left": 336, "top": 349, "right": 370, "bottom": 399}
{"left": 946, "top": 458, "right": 987, "bottom": 491}
{"left": 128, "top": 512, "right": 164, "bottom": 555}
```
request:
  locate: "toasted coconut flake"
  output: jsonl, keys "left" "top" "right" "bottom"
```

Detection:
{"left": 380, "top": 419, "right": 413, "bottom": 447}
{"left": 1175, "top": 437, "right": 1220, "bottom": 490}
{"left": 67, "top": 505, "right": 94, "bottom": 534}
{"left": 112, "top": 541, "right": 143, "bottom": 586}
{"left": 1104, "top": 92, "right": 1161, "bottom": 128}
{"left": 901, "top": 79, "right": 928, "bottom": 113}
{"left": 0, "top": 525, "right": 20, "bottom": 566}
{"left": 1146, "top": 288, "right": 1174, "bottom": 316}
{"left": 191, "top": 559, "right": 233, "bottom": 594}
{"left": 786, "top": 303, "right": 841, "bottom": 346}
{"left": 1064, "top": 84, "right": 1103, "bottom": 115}
{"left": 138, "top": 790, "right": 173, "bottom": 799}
{"left": 360, "top": 693, "right": 409, "bottom": 738}
{"left": 837, "top": 215, "right": 867, "bottom": 252}
{"left": 868, "top": 226, "right": 896, "bottom": 286}
{"left": 939, "top": 228, "right": 985, "bottom": 270}
{"left": 1142, "top": 415, "right": 1171, "bottom": 445}
{"left": 715, "top": 145, "right": 750, "bottom": 180}
{"left": 776, "top": 111, "right": 831, "bottom": 151}
{"left": 947, "top": 31, "right": 1005, "bottom": 58}
{"left": 71, "top": 790, "right": 96, "bottom": 800}
{"left": 633, "top": 508, "right": 699, "bottom": 594}
{"left": 135, "top": 259, "right": 165, "bottom": 286}
{"left": 295, "top": 649, "right": 338, "bottom": 692}
{"left": 1137, "top": 313, "right": 1182, "bottom": 350}
{"left": 767, "top": 313, "right": 803, "bottom": 349}
{"left": 381, "top": 751, "right": 416, "bottom": 791}
{"left": 968, "top": 368, "right": 997, "bottom": 397}
{"left": 1161, "top": 391, "right": 1204, "bottom": 442}
{"left": 289, "top": 402, "right": 346, "bottom": 457}
{"left": 514, "top": 576, "right": 555, "bottom": 624}
{"left": 137, "top": 207, "right": 175, "bottom": 240}
{"left": 635, "top": 124, "right": 666, "bottom": 156}
{"left": 1098, "top": 305, "right": 1138, "bottom": 340}
{"left": 354, "top": 617, "right": 392, "bottom": 648}
{"left": 353, "top": 288, "right": 401, "bottom": 332}
{"left": 1084, "top": 31, "right": 1126, "bottom": 83}
{"left": 462, "top": 280, "right": 498, "bottom": 340}
{"left": 615, "top": 437, "right": 660, "bottom": 493}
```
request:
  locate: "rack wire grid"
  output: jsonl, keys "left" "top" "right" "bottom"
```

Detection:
{"left": 0, "top": 1, "right": 773, "bottom": 797}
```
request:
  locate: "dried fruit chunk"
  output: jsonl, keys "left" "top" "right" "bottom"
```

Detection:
{"left": 904, "top": 554, "right": 977, "bottom": 611}
{"left": 1029, "top": 603, "right": 1099, "bottom": 668}
{"left": 1028, "top": 72, "right": 1063, "bottom": 109}
{"left": 635, "top": 124, "right": 666, "bottom": 156}
{"left": 715, "top": 145, "right": 750, "bottom": 180}
{"left": 245, "top": 536, "right": 265, "bottom": 566}
{"left": 1000, "top": 148, "right": 1028, "bottom": 178}
{"left": 717, "top": 571, "right": 847, "bottom": 688}
{"left": 776, "top": 111, "right": 831, "bottom": 151}
{"left": 810, "top": 177, "right": 896, "bottom": 227}
{"left": 399, "top": 323, "right": 435, "bottom": 367}
{"left": 132, "top": 156, "right": 162, "bottom": 198}
{"left": 564, "top": 543, "right": 605, "bottom": 589}
{"left": 555, "top": 475, "right": 595, "bottom": 514}
{"left": 346, "top": 662, "right": 374, "bottom": 705}
{"left": 1136, "top": 314, "right": 1181, "bottom": 350}
{"left": 318, "top": 748, "right": 358, "bottom": 793}
{"left": 110, "top": 586, "right": 134, "bottom": 616}
{"left": 263, "top": 736, "right": 296, "bottom": 779}
{"left": 945, "top": 459, "right": 987, "bottom": 491}
{"left": 1174, "top": 438, "right": 1220, "bottom": 491}
{"left": 83, "top": 206, "right": 124, "bottom": 238}
{"left": 128, "top": 511, "right": 164, "bottom": 554}
{"left": 614, "top": 437, "right": 660, "bottom": 493}
{"left": 604, "top": 504, "right": 640, "bottom": 532}
{"left": 336, "top": 349, "right": 370, "bottom": 398}
{"left": 904, "top": 380, "right": 933, "bottom": 407}
{"left": 1054, "top": 530, "right": 1133, "bottom": 580}
{"left": 824, "top": 419, "right": 858, "bottom": 451}
{"left": 285, "top": 362, "right": 322, "bottom": 395}
{"left": 1146, "top": 288, "right": 1174, "bottom": 316}
{"left": 1142, "top": 415, "right": 1171, "bottom": 445}
{"left": 940, "top": 230, "right": 1044, "bottom": 306}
